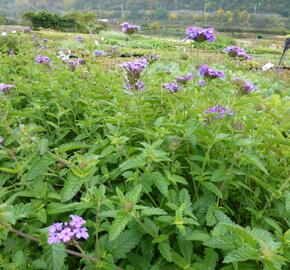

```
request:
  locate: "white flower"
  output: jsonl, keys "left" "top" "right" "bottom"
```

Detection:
{"left": 262, "top": 63, "right": 274, "bottom": 71}
{"left": 1, "top": 32, "right": 7, "bottom": 37}
{"left": 12, "top": 31, "right": 17, "bottom": 34}
{"left": 94, "top": 40, "right": 99, "bottom": 46}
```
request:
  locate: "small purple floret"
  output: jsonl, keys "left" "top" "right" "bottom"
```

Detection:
{"left": 199, "top": 79, "right": 206, "bottom": 87}
{"left": 205, "top": 105, "right": 234, "bottom": 118}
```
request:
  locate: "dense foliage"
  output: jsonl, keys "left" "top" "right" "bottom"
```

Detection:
{"left": 0, "top": 29, "right": 289, "bottom": 270}
{"left": 23, "top": 10, "right": 106, "bottom": 34}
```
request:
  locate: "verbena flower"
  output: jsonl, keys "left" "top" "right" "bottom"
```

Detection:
{"left": 35, "top": 55, "right": 52, "bottom": 65}
{"left": 205, "top": 105, "right": 234, "bottom": 118}
{"left": 224, "top": 46, "right": 252, "bottom": 60}
{"left": 176, "top": 73, "right": 194, "bottom": 85}
{"left": 121, "top": 22, "right": 140, "bottom": 35}
{"left": 94, "top": 50, "right": 106, "bottom": 57}
{"left": 199, "top": 79, "right": 206, "bottom": 87}
{"left": 65, "top": 58, "right": 85, "bottom": 71}
{"left": 163, "top": 83, "right": 181, "bottom": 93}
{"left": 198, "top": 64, "right": 224, "bottom": 79}
{"left": 144, "top": 54, "right": 160, "bottom": 64}
{"left": 185, "top": 27, "right": 215, "bottom": 42}
{"left": 76, "top": 36, "right": 84, "bottom": 42}
{"left": 47, "top": 215, "right": 88, "bottom": 244}
{"left": 119, "top": 59, "right": 148, "bottom": 91}
{"left": 233, "top": 78, "right": 256, "bottom": 94}
{"left": 0, "top": 83, "right": 15, "bottom": 94}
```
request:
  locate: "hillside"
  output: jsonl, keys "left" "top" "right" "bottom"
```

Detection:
{"left": 0, "top": 0, "right": 289, "bottom": 17}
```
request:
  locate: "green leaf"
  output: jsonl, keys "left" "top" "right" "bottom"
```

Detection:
{"left": 143, "top": 218, "right": 159, "bottom": 237}
{"left": 47, "top": 202, "right": 94, "bottom": 214}
{"left": 119, "top": 156, "right": 145, "bottom": 172}
{"left": 58, "top": 143, "right": 90, "bottom": 153}
{"left": 242, "top": 154, "right": 269, "bottom": 175}
{"left": 201, "top": 182, "right": 223, "bottom": 199}
{"left": 140, "top": 207, "right": 167, "bottom": 216}
{"left": 158, "top": 241, "right": 172, "bottom": 262}
{"left": 204, "top": 248, "right": 218, "bottom": 270}
{"left": 109, "top": 230, "right": 141, "bottom": 259}
{"left": 39, "top": 138, "right": 49, "bottom": 155}
{"left": 26, "top": 155, "right": 54, "bottom": 181}
{"left": 109, "top": 212, "right": 133, "bottom": 241}
{"left": 223, "top": 246, "right": 259, "bottom": 263}
{"left": 151, "top": 171, "right": 169, "bottom": 197}
{"left": 61, "top": 174, "right": 83, "bottom": 202}
{"left": 127, "top": 184, "right": 143, "bottom": 205}
{"left": 43, "top": 244, "right": 67, "bottom": 270}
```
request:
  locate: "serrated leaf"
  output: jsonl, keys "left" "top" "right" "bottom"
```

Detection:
{"left": 140, "top": 207, "right": 167, "bottom": 216}
{"left": 109, "top": 230, "right": 141, "bottom": 259}
{"left": 151, "top": 171, "right": 169, "bottom": 197}
{"left": 143, "top": 218, "right": 159, "bottom": 237}
{"left": 61, "top": 174, "right": 83, "bottom": 202}
{"left": 47, "top": 202, "right": 94, "bottom": 214}
{"left": 201, "top": 182, "right": 223, "bottom": 199}
{"left": 204, "top": 248, "right": 218, "bottom": 270}
{"left": 223, "top": 246, "right": 259, "bottom": 263}
{"left": 109, "top": 212, "right": 132, "bottom": 241}
{"left": 158, "top": 241, "right": 172, "bottom": 262}
{"left": 119, "top": 156, "right": 145, "bottom": 172}
{"left": 26, "top": 155, "right": 54, "bottom": 181}
{"left": 127, "top": 184, "right": 142, "bottom": 205}
{"left": 43, "top": 244, "right": 67, "bottom": 270}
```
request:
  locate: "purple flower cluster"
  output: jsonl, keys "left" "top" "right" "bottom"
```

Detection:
{"left": 224, "top": 46, "right": 252, "bottom": 60}
{"left": 176, "top": 73, "right": 194, "bottom": 85}
{"left": 47, "top": 215, "right": 89, "bottom": 244}
{"left": 205, "top": 105, "right": 234, "bottom": 118}
{"left": 185, "top": 27, "right": 215, "bottom": 42}
{"left": 35, "top": 55, "right": 52, "bottom": 65}
{"left": 162, "top": 83, "right": 181, "bottom": 93}
{"left": 76, "top": 36, "right": 84, "bottom": 43}
{"left": 0, "top": 83, "right": 15, "bottom": 94}
{"left": 198, "top": 64, "right": 225, "bottom": 79}
{"left": 119, "top": 59, "right": 148, "bottom": 91}
{"left": 233, "top": 78, "right": 256, "bottom": 94}
{"left": 65, "top": 58, "right": 85, "bottom": 71}
{"left": 94, "top": 50, "right": 106, "bottom": 57}
{"left": 121, "top": 22, "right": 141, "bottom": 35}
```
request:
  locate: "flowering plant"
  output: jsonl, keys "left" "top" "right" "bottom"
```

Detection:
{"left": 35, "top": 55, "right": 52, "bottom": 65}
{"left": 224, "top": 46, "right": 252, "bottom": 60}
{"left": 121, "top": 22, "right": 140, "bottom": 35}
{"left": 198, "top": 64, "right": 224, "bottom": 79}
{"left": 185, "top": 27, "right": 215, "bottom": 42}
{"left": 0, "top": 83, "right": 15, "bottom": 94}
{"left": 48, "top": 215, "right": 89, "bottom": 244}
{"left": 205, "top": 105, "right": 234, "bottom": 118}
